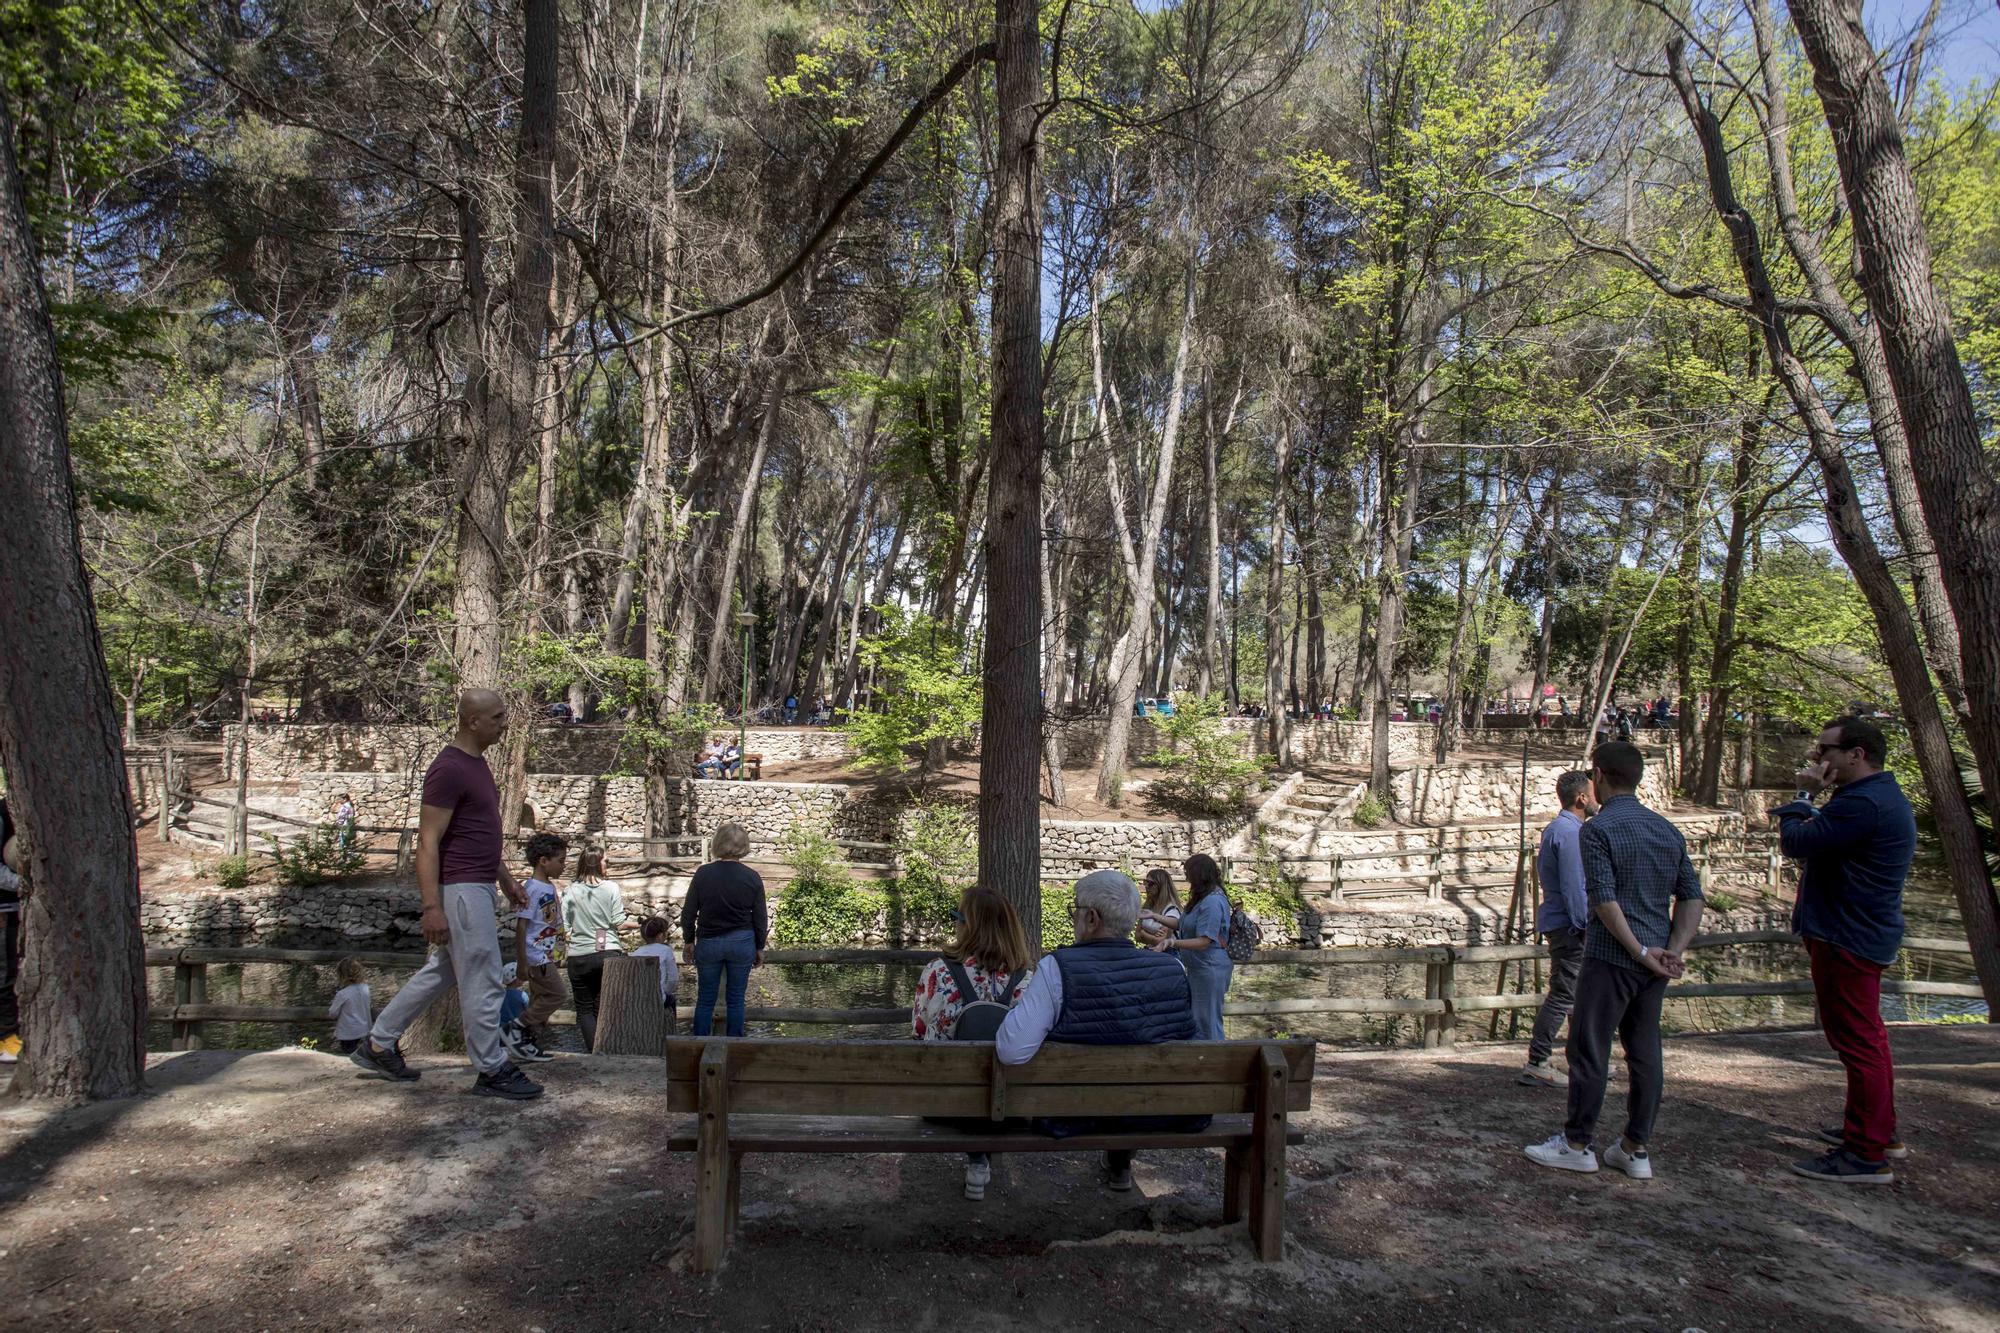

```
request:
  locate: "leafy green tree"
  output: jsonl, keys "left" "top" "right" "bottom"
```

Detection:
{"left": 1143, "top": 693, "right": 1264, "bottom": 818}
{"left": 841, "top": 605, "right": 980, "bottom": 775}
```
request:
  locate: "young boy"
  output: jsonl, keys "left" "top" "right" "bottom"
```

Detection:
{"left": 630, "top": 916, "right": 681, "bottom": 1034}
{"left": 503, "top": 832, "right": 569, "bottom": 1063}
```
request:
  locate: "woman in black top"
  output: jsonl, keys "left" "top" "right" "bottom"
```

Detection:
{"left": 680, "top": 822, "right": 767, "bottom": 1036}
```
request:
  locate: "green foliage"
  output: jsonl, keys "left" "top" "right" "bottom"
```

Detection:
{"left": 267, "top": 825, "right": 363, "bottom": 888}
{"left": 890, "top": 803, "right": 976, "bottom": 945}
{"left": 1351, "top": 791, "right": 1388, "bottom": 829}
{"left": 1233, "top": 840, "right": 1306, "bottom": 933}
{"left": 1143, "top": 693, "right": 1265, "bottom": 817}
{"left": 1038, "top": 882, "right": 1077, "bottom": 949}
{"left": 1704, "top": 889, "right": 1740, "bottom": 915}
{"left": 842, "top": 606, "right": 981, "bottom": 774}
{"left": 504, "top": 633, "right": 720, "bottom": 772}
{"left": 770, "top": 825, "right": 880, "bottom": 946}
{"left": 214, "top": 854, "right": 251, "bottom": 890}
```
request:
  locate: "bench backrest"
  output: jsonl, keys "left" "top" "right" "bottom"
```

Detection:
{"left": 663, "top": 1038, "right": 1317, "bottom": 1120}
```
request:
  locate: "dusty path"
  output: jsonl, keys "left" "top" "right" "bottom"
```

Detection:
{"left": 2, "top": 1026, "right": 1995, "bottom": 1331}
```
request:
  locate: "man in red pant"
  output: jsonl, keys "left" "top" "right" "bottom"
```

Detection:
{"left": 1774, "top": 715, "right": 1916, "bottom": 1185}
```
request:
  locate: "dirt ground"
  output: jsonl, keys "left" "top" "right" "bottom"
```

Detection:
{"left": 2, "top": 1025, "right": 1994, "bottom": 1332}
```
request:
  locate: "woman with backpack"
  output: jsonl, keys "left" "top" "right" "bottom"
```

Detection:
{"left": 1156, "top": 853, "right": 1233, "bottom": 1040}
{"left": 910, "top": 887, "right": 1034, "bottom": 1199}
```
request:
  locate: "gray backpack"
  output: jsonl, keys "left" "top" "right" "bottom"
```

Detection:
{"left": 943, "top": 959, "right": 1024, "bottom": 1041}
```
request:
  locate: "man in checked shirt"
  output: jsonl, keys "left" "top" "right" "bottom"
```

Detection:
{"left": 1523, "top": 741, "right": 1703, "bottom": 1181}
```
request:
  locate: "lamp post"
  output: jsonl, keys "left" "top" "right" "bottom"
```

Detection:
{"left": 737, "top": 610, "right": 757, "bottom": 779}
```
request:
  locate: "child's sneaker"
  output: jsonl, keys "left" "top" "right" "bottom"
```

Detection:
{"left": 501, "top": 1022, "right": 552, "bottom": 1062}
{"left": 963, "top": 1158, "right": 992, "bottom": 1201}
{"left": 1523, "top": 1133, "right": 1598, "bottom": 1173}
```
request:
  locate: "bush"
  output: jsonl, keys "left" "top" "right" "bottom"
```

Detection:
{"left": 214, "top": 854, "right": 252, "bottom": 889}
{"left": 1705, "top": 889, "right": 1740, "bottom": 914}
{"left": 890, "top": 803, "right": 976, "bottom": 946}
{"left": 771, "top": 825, "right": 881, "bottom": 946}
{"left": 268, "top": 826, "right": 363, "bottom": 887}
{"left": 1143, "top": 693, "right": 1265, "bottom": 817}
{"left": 841, "top": 606, "right": 981, "bottom": 774}
{"left": 1351, "top": 790, "right": 1388, "bottom": 829}
{"left": 1039, "top": 882, "right": 1077, "bottom": 949}
{"left": 1233, "top": 837, "right": 1306, "bottom": 932}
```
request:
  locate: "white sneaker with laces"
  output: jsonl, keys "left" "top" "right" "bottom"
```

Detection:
{"left": 1517, "top": 1061, "right": 1569, "bottom": 1088}
{"left": 1602, "top": 1140, "right": 1653, "bottom": 1180}
{"left": 963, "top": 1159, "right": 992, "bottom": 1201}
{"left": 1524, "top": 1133, "right": 1599, "bottom": 1173}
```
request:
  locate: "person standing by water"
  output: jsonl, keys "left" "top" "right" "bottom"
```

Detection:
{"left": 328, "top": 957, "right": 372, "bottom": 1055}
{"left": 563, "top": 847, "right": 626, "bottom": 1053}
{"left": 1155, "top": 854, "right": 1232, "bottom": 1040}
{"left": 1524, "top": 741, "right": 1701, "bottom": 1180}
{"left": 1774, "top": 715, "right": 1916, "bottom": 1185}
{"left": 351, "top": 690, "right": 542, "bottom": 1099}
{"left": 680, "top": 823, "right": 767, "bottom": 1037}
{"left": 1520, "top": 770, "right": 1597, "bottom": 1088}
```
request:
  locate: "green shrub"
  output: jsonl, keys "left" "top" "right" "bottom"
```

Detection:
{"left": 771, "top": 825, "right": 881, "bottom": 946}
{"left": 1143, "top": 693, "right": 1265, "bottom": 817}
{"left": 890, "top": 803, "right": 977, "bottom": 946}
{"left": 1039, "top": 882, "right": 1077, "bottom": 949}
{"left": 214, "top": 854, "right": 252, "bottom": 889}
{"left": 1705, "top": 889, "right": 1741, "bottom": 914}
{"left": 1233, "top": 837, "right": 1306, "bottom": 932}
{"left": 268, "top": 826, "right": 363, "bottom": 887}
{"left": 1351, "top": 790, "right": 1388, "bottom": 829}
{"left": 841, "top": 606, "right": 981, "bottom": 774}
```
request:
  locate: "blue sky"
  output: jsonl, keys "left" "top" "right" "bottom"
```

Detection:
{"left": 1864, "top": 0, "right": 2000, "bottom": 87}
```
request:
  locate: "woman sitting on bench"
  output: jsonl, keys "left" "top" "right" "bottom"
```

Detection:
{"left": 911, "top": 888, "right": 1034, "bottom": 1200}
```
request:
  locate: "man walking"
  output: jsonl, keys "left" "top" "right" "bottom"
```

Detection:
{"left": 351, "top": 689, "right": 543, "bottom": 1099}
{"left": 1519, "top": 770, "right": 1596, "bottom": 1088}
{"left": 1524, "top": 742, "right": 1702, "bottom": 1180}
{"left": 1775, "top": 715, "right": 1916, "bottom": 1185}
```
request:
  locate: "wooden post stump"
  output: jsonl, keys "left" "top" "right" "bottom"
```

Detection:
{"left": 595, "top": 954, "right": 673, "bottom": 1056}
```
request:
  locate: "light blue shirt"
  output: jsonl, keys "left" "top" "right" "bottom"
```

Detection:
{"left": 1176, "top": 892, "right": 1232, "bottom": 970}
{"left": 1535, "top": 809, "right": 1590, "bottom": 934}
{"left": 995, "top": 953, "right": 1066, "bottom": 1066}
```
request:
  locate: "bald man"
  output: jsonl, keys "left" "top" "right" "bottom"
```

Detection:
{"left": 352, "top": 690, "right": 544, "bottom": 1099}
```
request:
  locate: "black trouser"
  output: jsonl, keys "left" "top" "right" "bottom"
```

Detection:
{"left": 1563, "top": 957, "right": 1667, "bottom": 1148}
{"left": 1527, "top": 927, "right": 1586, "bottom": 1065}
{"left": 567, "top": 951, "right": 612, "bottom": 1052}
{"left": 0, "top": 906, "right": 19, "bottom": 1038}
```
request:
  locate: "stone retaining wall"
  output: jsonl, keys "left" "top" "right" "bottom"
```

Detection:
{"left": 1389, "top": 760, "right": 1674, "bottom": 825}
{"left": 223, "top": 723, "right": 845, "bottom": 782}
{"left": 1281, "top": 721, "right": 1436, "bottom": 768}
{"left": 657, "top": 779, "right": 896, "bottom": 843}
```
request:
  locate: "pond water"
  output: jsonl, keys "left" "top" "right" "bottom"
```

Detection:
{"left": 146, "top": 859, "right": 1983, "bottom": 1054}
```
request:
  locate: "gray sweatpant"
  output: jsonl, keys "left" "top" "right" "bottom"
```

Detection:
{"left": 369, "top": 881, "right": 507, "bottom": 1074}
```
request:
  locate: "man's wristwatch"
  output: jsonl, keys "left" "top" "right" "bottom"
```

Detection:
{"left": 1793, "top": 788, "right": 1814, "bottom": 803}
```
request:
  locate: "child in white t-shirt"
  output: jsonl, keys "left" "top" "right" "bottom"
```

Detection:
{"left": 630, "top": 916, "right": 681, "bottom": 1033}
{"left": 503, "top": 833, "right": 570, "bottom": 1064}
{"left": 328, "top": 957, "right": 372, "bottom": 1054}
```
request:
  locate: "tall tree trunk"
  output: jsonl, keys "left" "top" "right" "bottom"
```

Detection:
{"left": 1262, "top": 411, "right": 1294, "bottom": 757}
{"left": 1668, "top": 38, "right": 2000, "bottom": 1006}
{"left": 0, "top": 95, "right": 146, "bottom": 1100}
{"left": 699, "top": 371, "right": 787, "bottom": 705}
{"left": 1786, "top": 0, "right": 2000, "bottom": 840}
{"left": 1369, "top": 397, "right": 1424, "bottom": 800}
{"left": 1696, "top": 368, "right": 1764, "bottom": 806}
{"left": 981, "top": 0, "right": 1045, "bottom": 941}
{"left": 1095, "top": 258, "right": 1197, "bottom": 804}
{"left": 450, "top": 0, "right": 559, "bottom": 689}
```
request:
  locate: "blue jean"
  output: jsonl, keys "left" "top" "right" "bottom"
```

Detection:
{"left": 1186, "top": 956, "right": 1232, "bottom": 1040}
{"left": 692, "top": 928, "right": 757, "bottom": 1036}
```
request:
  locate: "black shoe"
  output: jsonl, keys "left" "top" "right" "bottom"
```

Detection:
{"left": 472, "top": 1062, "right": 544, "bottom": 1100}
{"left": 351, "top": 1038, "right": 420, "bottom": 1082}
{"left": 1791, "top": 1147, "right": 1894, "bottom": 1185}
{"left": 1816, "top": 1125, "right": 1910, "bottom": 1160}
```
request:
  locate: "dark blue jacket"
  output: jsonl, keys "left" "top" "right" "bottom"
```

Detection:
{"left": 1049, "top": 938, "right": 1196, "bottom": 1045}
{"left": 1776, "top": 770, "right": 1915, "bottom": 966}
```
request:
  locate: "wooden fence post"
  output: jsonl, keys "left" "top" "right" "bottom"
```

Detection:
{"left": 172, "top": 959, "right": 206, "bottom": 1051}
{"left": 393, "top": 829, "right": 413, "bottom": 877}
{"left": 1436, "top": 950, "right": 1455, "bottom": 1047}
{"left": 158, "top": 746, "right": 175, "bottom": 842}
{"left": 1329, "top": 852, "right": 1343, "bottom": 903}
{"left": 1422, "top": 962, "right": 1441, "bottom": 1048}
{"left": 1426, "top": 844, "right": 1444, "bottom": 900}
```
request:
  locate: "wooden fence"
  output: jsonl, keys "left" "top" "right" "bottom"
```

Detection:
{"left": 144, "top": 931, "right": 1981, "bottom": 1052}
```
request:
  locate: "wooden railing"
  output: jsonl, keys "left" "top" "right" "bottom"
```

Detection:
{"left": 1276, "top": 831, "right": 1789, "bottom": 902}
{"left": 143, "top": 931, "right": 1982, "bottom": 1051}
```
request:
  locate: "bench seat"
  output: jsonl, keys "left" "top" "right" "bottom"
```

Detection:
{"left": 667, "top": 1112, "right": 1307, "bottom": 1155}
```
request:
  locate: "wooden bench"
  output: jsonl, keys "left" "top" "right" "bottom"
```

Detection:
{"left": 665, "top": 1036, "right": 1316, "bottom": 1272}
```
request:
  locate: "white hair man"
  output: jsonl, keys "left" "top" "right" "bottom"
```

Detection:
{"left": 995, "top": 869, "right": 1203, "bottom": 1192}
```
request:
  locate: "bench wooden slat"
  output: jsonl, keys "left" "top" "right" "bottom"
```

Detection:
{"left": 665, "top": 1078, "right": 1311, "bottom": 1116}
{"left": 662, "top": 1037, "right": 1316, "bottom": 1088}
{"left": 665, "top": 1113, "right": 1306, "bottom": 1154}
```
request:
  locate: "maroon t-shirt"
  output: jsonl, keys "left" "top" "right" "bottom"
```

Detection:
{"left": 422, "top": 745, "right": 502, "bottom": 884}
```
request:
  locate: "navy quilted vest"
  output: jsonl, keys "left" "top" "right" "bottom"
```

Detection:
{"left": 1048, "top": 937, "right": 1196, "bottom": 1045}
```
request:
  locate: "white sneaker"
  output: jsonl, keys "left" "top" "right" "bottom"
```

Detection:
{"left": 1518, "top": 1061, "right": 1569, "bottom": 1088}
{"left": 963, "top": 1159, "right": 992, "bottom": 1201}
{"left": 1524, "top": 1133, "right": 1599, "bottom": 1173}
{"left": 1603, "top": 1140, "right": 1654, "bottom": 1180}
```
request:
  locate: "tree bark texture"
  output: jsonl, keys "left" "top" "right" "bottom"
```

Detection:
{"left": 980, "top": 0, "right": 1046, "bottom": 945}
{"left": 1785, "top": 0, "right": 2000, "bottom": 839}
{"left": 1666, "top": 38, "right": 2000, "bottom": 1011}
{"left": 0, "top": 95, "right": 147, "bottom": 1101}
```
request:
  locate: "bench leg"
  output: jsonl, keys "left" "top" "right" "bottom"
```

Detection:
{"left": 693, "top": 1043, "right": 731, "bottom": 1274}
{"left": 1251, "top": 1045, "right": 1290, "bottom": 1262}
{"left": 1223, "top": 1144, "right": 1253, "bottom": 1224}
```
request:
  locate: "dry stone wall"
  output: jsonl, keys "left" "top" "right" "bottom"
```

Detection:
{"left": 1389, "top": 760, "right": 1674, "bottom": 826}
{"left": 1282, "top": 721, "right": 1435, "bottom": 768}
